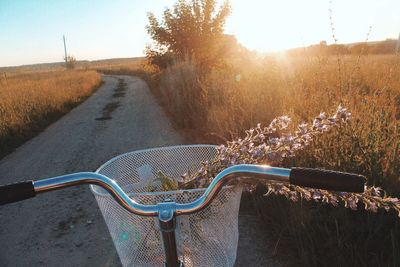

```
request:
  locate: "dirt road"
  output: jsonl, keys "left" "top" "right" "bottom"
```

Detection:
{"left": 0, "top": 75, "right": 280, "bottom": 266}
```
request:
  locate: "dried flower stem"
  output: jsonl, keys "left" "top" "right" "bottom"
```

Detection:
{"left": 178, "top": 105, "right": 400, "bottom": 217}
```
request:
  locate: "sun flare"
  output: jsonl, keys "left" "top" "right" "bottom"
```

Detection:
{"left": 225, "top": 0, "right": 399, "bottom": 52}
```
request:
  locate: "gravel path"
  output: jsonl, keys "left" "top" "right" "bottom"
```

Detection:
{"left": 0, "top": 75, "right": 280, "bottom": 266}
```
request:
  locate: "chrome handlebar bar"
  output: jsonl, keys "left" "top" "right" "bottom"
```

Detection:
{"left": 1, "top": 164, "right": 366, "bottom": 214}
{"left": 33, "top": 165, "right": 290, "bottom": 217}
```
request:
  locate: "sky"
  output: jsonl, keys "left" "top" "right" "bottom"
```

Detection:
{"left": 0, "top": 0, "right": 399, "bottom": 67}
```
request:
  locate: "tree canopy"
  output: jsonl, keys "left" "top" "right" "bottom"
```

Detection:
{"left": 146, "top": 0, "right": 231, "bottom": 69}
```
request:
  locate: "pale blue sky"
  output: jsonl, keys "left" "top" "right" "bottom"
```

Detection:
{"left": 0, "top": 0, "right": 399, "bottom": 67}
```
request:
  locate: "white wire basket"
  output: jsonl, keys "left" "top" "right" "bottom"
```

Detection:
{"left": 90, "top": 145, "right": 243, "bottom": 267}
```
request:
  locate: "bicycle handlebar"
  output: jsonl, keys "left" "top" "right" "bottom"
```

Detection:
{"left": 0, "top": 165, "right": 366, "bottom": 216}
{"left": 0, "top": 180, "right": 36, "bottom": 205}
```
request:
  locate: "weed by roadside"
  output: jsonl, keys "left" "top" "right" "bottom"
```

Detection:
{"left": 0, "top": 70, "right": 102, "bottom": 159}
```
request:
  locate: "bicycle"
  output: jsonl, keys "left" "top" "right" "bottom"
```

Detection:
{"left": 0, "top": 145, "right": 365, "bottom": 267}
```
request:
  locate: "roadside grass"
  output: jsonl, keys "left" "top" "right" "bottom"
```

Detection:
{"left": 139, "top": 53, "right": 399, "bottom": 266}
{"left": 253, "top": 189, "right": 400, "bottom": 266}
{"left": 0, "top": 70, "right": 102, "bottom": 158}
{"left": 149, "top": 55, "right": 399, "bottom": 189}
{"left": 94, "top": 57, "right": 148, "bottom": 77}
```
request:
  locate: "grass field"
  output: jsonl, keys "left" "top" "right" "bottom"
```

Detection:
{"left": 137, "top": 53, "right": 400, "bottom": 266}
{"left": 150, "top": 54, "right": 399, "bottom": 190}
{"left": 0, "top": 70, "right": 101, "bottom": 158}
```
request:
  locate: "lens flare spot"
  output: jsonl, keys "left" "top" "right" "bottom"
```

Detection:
{"left": 119, "top": 232, "right": 129, "bottom": 241}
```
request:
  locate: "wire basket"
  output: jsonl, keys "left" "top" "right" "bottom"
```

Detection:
{"left": 90, "top": 145, "right": 243, "bottom": 267}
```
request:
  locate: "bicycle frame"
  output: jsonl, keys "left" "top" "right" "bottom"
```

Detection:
{"left": 1, "top": 164, "right": 365, "bottom": 267}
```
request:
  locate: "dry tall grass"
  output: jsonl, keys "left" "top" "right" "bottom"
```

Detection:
{"left": 93, "top": 58, "right": 147, "bottom": 75}
{"left": 0, "top": 70, "right": 101, "bottom": 157}
{"left": 154, "top": 54, "right": 400, "bottom": 192}
{"left": 145, "top": 53, "right": 400, "bottom": 266}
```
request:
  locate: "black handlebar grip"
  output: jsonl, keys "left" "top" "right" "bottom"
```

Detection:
{"left": 290, "top": 168, "right": 366, "bottom": 193}
{"left": 0, "top": 181, "right": 36, "bottom": 205}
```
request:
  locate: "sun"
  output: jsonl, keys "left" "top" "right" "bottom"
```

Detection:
{"left": 224, "top": 0, "right": 396, "bottom": 53}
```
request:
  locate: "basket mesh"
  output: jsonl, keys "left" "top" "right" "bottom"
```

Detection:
{"left": 91, "top": 145, "right": 242, "bottom": 267}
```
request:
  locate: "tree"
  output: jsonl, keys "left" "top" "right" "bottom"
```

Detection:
{"left": 146, "top": 0, "right": 231, "bottom": 69}
{"left": 64, "top": 55, "right": 77, "bottom": 69}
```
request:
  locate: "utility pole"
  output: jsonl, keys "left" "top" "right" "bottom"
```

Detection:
{"left": 63, "top": 35, "right": 68, "bottom": 66}
{"left": 396, "top": 33, "right": 400, "bottom": 54}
